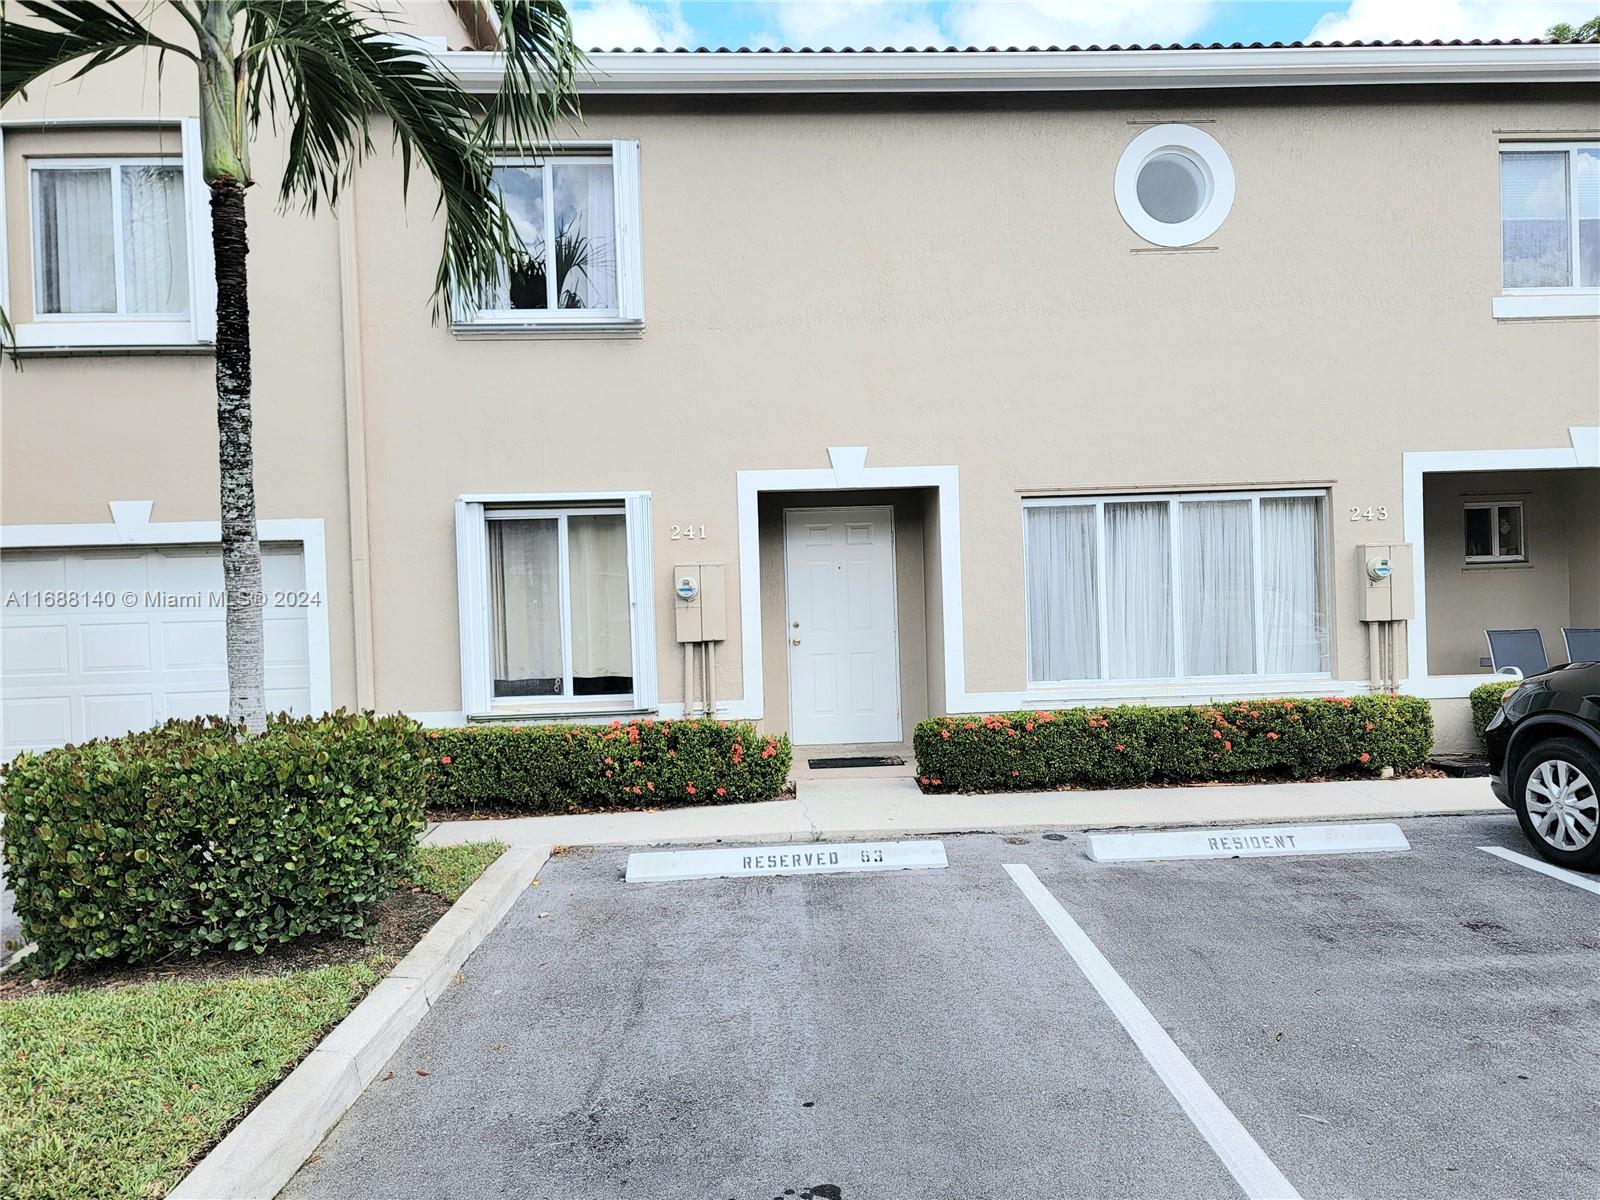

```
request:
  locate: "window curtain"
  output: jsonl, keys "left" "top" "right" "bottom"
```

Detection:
{"left": 489, "top": 519, "right": 562, "bottom": 696}
{"left": 1105, "top": 501, "right": 1173, "bottom": 679}
{"left": 1501, "top": 151, "right": 1571, "bottom": 288}
{"left": 34, "top": 168, "right": 116, "bottom": 314}
{"left": 120, "top": 165, "right": 188, "bottom": 314}
{"left": 1182, "top": 500, "right": 1255, "bottom": 676}
{"left": 1026, "top": 505, "right": 1098, "bottom": 681}
{"left": 567, "top": 514, "right": 633, "bottom": 692}
{"left": 1260, "top": 497, "right": 1327, "bottom": 674}
{"left": 551, "top": 163, "right": 617, "bottom": 311}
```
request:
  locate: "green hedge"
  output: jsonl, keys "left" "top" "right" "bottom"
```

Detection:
{"left": 423, "top": 719, "right": 792, "bottom": 813}
{"left": 1469, "top": 680, "right": 1519, "bottom": 743}
{"left": 912, "top": 695, "right": 1433, "bottom": 793}
{"left": 0, "top": 712, "right": 427, "bottom": 973}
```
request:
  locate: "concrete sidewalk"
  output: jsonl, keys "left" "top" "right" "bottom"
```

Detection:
{"left": 421, "top": 774, "right": 1506, "bottom": 849}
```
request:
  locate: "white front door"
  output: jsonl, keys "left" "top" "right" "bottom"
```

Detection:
{"left": 783, "top": 506, "right": 901, "bottom": 745}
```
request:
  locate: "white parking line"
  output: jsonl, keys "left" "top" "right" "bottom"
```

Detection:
{"left": 1005, "top": 864, "right": 1301, "bottom": 1200}
{"left": 1478, "top": 846, "right": 1600, "bottom": 896}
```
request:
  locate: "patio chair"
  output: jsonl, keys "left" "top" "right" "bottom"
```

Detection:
{"left": 1485, "top": 628, "right": 1549, "bottom": 679}
{"left": 1563, "top": 627, "right": 1600, "bottom": 663}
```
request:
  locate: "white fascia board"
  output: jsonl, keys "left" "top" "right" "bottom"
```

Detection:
{"left": 439, "top": 44, "right": 1600, "bottom": 96}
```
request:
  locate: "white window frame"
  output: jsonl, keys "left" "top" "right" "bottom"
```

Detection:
{"left": 1022, "top": 488, "right": 1332, "bottom": 688}
{"left": 1462, "top": 500, "right": 1528, "bottom": 564}
{"left": 453, "top": 140, "right": 644, "bottom": 337}
{"left": 454, "top": 491, "right": 656, "bottom": 719}
{"left": 28, "top": 155, "right": 189, "bottom": 321}
{"left": 0, "top": 118, "right": 216, "bottom": 351}
{"left": 1494, "top": 141, "right": 1600, "bottom": 320}
{"left": 1113, "top": 123, "right": 1236, "bottom": 249}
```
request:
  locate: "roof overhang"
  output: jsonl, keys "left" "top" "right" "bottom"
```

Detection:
{"left": 440, "top": 43, "right": 1600, "bottom": 96}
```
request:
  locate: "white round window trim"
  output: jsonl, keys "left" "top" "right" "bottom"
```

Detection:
{"left": 1114, "top": 124, "right": 1235, "bottom": 248}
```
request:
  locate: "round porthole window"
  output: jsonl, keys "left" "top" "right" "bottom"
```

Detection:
{"left": 1115, "top": 124, "right": 1235, "bottom": 247}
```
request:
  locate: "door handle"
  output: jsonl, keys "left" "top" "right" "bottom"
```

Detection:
{"left": 791, "top": 637, "right": 801, "bottom": 646}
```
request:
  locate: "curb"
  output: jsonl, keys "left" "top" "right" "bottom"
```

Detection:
{"left": 168, "top": 842, "right": 551, "bottom": 1200}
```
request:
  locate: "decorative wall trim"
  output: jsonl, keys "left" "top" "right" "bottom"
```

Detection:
{"left": 0, "top": 506, "right": 334, "bottom": 714}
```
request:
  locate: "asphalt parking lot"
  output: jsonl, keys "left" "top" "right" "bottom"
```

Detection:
{"left": 285, "top": 813, "right": 1600, "bottom": 1200}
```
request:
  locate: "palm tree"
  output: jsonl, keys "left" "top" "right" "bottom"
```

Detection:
{"left": 0, "top": 0, "right": 584, "bottom": 733}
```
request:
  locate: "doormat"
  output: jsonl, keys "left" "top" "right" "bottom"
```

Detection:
{"left": 807, "top": 755, "right": 905, "bottom": 769}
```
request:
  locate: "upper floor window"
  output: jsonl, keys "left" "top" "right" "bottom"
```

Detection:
{"left": 1024, "top": 490, "right": 1330, "bottom": 686}
{"left": 458, "top": 141, "right": 643, "bottom": 335}
{"left": 1114, "top": 124, "right": 1236, "bottom": 249}
{"left": 1496, "top": 143, "right": 1599, "bottom": 319}
{"left": 0, "top": 118, "right": 215, "bottom": 351}
{"left": 31, "top": 158, "right": 189, "bottom": 318}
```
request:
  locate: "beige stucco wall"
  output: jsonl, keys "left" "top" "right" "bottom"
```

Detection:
{"left": 4, "top": 41, "right": 1600, "bottom": 734}
{"left": 1423, "top": 469, "right": 1597, "bottom": 675}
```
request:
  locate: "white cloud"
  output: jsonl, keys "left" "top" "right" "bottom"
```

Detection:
{"left": 569, "top": 0, "right": 697, "bottom": 50}
{"left": 946, "top": 0, "right": 1219, "bottom": 49}
{"left": 1307, "top": 0, "right": 1598, "bottom": 42}
{"left": 759, "top": 1, "right": 947, "bottom": 49}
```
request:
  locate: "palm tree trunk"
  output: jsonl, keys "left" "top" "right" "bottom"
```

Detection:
{"left": 211, "top": 179, "right": 266, "bottom": 735}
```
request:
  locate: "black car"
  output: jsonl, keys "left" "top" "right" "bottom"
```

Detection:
{"left": 1485, "top": 661, "right": 1600, "bottom": 870}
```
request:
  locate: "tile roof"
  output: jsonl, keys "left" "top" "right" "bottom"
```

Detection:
{"left": 586, "top": 38, "right": 1594, "bottom": 54}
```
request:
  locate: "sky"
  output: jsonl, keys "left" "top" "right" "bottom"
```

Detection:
{"left": 563, "top": 0, "right": 1600, "bottom": 51}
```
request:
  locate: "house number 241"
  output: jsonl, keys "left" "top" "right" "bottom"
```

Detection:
{"left": 1349, "top": 506, "right": 1389, "bottom": 522}
{"left": 669, "top": 524, "right": 708, "bottom": 540}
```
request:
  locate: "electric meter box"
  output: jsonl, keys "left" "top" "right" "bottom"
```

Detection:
{"left": 673, "top": 563, "right": 726, "bottom": 642}
{"left": 1357, "top": 543, "right": 1414, "bottom": 622}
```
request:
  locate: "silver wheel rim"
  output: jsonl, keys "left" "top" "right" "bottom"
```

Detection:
{"left": 1524, "top": 759, "right": 1600, "bottom": 852}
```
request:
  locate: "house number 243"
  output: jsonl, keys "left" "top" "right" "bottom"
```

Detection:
{"left": 1349, "top": 506, "right": 1388, "bottom": 522}
{"left": 669, "top": 524, "right": 708, "bottom": 540}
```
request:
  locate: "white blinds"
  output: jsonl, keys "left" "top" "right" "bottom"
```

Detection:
{"left": 567, "top": 514, "right": 633, "bottom": 683}
{"left": 1105, "top": 501, "right": 1173, "bottom": 679}
{"left": 1501, "top": 150, "right": 1571, "bottom": 288}
{"left": 1026, "top": 492, "right": 1328, "bottom": 684}
{"left": 1181, "top": 500, "right": 1255, "bottom": 677}
{"left": 1026, "top": 505, "right": 1099, "bottom": 682}
{"left": 120, "top": 165, "right": 189, "bottom": 314}
{"left": 34, "top": 168, "right": 116, "bottom": 314}
{"left": 1261, "top": 496, "right": 1328, "bottom": 674}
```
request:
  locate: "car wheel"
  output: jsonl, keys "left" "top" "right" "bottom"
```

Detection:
{"left": 1513, "top": 738, "right": 1600, "bottom": 870}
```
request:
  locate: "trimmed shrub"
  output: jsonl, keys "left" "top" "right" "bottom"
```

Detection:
{"left": 1469, "top": 680, "right": 1519, "bottom": 743}
{"left": 1, "top": 712, "right": 428, "bottom": 972}
{"left": 424, "top": 719, "right": 791, "bottom": 813}
{"left": 912, "top": 694, "right": 1433, "bottom": 794}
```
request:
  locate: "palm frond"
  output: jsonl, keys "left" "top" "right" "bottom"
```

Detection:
{"left": 0, "top": 0, "right": 193, "bottom": 106}
{"left": 479, "top": 0, "right": 586, "bottom": 158}
{"left": 238, "top": 0, "right": 583, "bottom": 321}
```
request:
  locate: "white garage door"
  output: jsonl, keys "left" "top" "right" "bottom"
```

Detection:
{"left": 1, "top": 544, "right": 312, "bottom": 758}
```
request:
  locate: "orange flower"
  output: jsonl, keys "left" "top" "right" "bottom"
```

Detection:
{"left": 1223, "top": 740, "right": 1232, "bottom": 750}
{"left": 686, "top": 783, "right": 697, "bottom": 795}
{"left": 439, "top": 755, "right": 452, "bottom": 765}
{"left": 1024, "top": 722, "right": 1035, "bottom": 732}
{"left": 1011, "top": 770, "right": 1020, "bottom": 777}
{"left": 931, "top": 778, "right": 942, "bottom": 786}
{"left": 646, "top": 782, "right": 654, "bottom": 792}
{"left": 1359, "top": 752, "right": 1371, "bottom": 763}
{"left": 604, "top": 769, "right": 612, "bottom": 777}
{"left": 940, "top": 729, "right": 951, "bottom": 740}
{"left": 428, "top": 731, "right": 440, "bottom": 739}
{"left": 1364, "top": 722, "right": 1375, "bottom": 731}
{"left": 1115, "top": 744, "right": 1126, "bottom": 752}
{"left": 1212, "top": 730, "right": 1222, "bottom": 740}
{"left": 716, "top": 786, "right": 727, "bottom": 796}
{"left": 1266, "top": 731, "right": 1279, "bottom": 740}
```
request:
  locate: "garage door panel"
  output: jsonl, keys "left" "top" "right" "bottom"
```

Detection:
{"left": 167, "top": 690, "right": 230, "bottom": 721}
{"left": 83, "top": 693, "right": 156, "bottom": 740}
{"left": 2, "top": 696, "right": 72, "bottom": 749}
{"left": 163, "top": 620, "right": 226, "bottom": 669}
{"left": 2, "top": 545, "right": 314, "bottom": 758}
{"left": 75, "top": 552, "right": 150, "bottom": 594}
{"left": 80, "top": 623, "right": 153, "bottom": 673}
{"left": 265, "top": 618, "right": 310, "bottom": 667}
{"left": 3, "top": 624, "right": 69, "bottom": 675}
{"left": 1, "top": 554, "right": 66, "bottom": 591}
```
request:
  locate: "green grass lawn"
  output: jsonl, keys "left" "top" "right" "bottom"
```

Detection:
{"left": 409, "top": 839, "right": 509, "bottom": 902}
{"left": 0, "top": 841, "right": 507, "bottom": 1200}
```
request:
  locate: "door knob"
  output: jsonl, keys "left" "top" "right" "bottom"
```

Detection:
{"left": 791, "top": 637, "right": 801, "bottom": 646}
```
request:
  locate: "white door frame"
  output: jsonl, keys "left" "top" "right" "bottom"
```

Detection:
{"left": 782, "top": 504, "right": 901, "bottom": 745}
{"left": 0, "top": 502, "right": 333, "bottom": 714}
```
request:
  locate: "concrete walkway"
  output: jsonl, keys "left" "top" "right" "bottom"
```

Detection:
{"left": 422, "top": 774, "right": 1506, "bottom": 849}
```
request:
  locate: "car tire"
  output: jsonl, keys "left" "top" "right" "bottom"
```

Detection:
{"left": 1512, "top": 737, "right": 1600, "bottom": 871}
